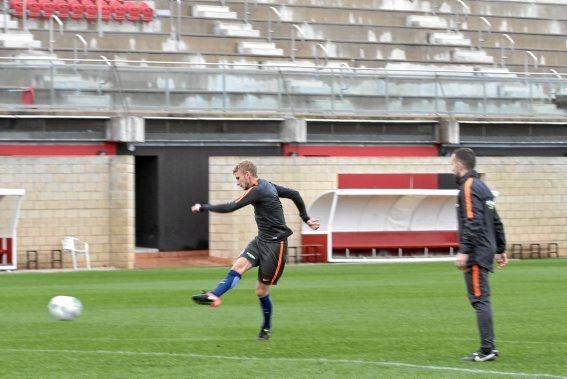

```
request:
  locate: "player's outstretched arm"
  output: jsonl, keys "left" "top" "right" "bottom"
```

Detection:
{"left": 191, "top": 189, "right": 258, "bottom": 214}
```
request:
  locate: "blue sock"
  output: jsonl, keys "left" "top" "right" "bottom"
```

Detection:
{"left": 211, "top": 270, "right": 241, "bottom": 297}
{"left": 259, "top": 295, "right": 272, "bottom": 330}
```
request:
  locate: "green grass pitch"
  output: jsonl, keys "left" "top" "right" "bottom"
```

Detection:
{"left": 0, "top": 259, "right": 566, "bottom": 378}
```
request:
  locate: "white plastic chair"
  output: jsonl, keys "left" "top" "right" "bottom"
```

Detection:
{"left": 61, "top": 236, "right": 91, "bottom": 270}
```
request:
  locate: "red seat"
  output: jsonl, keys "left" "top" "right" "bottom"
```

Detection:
{"left": 111, "top": 2, "right": 125, "bottom": 21}
{"left": 125, "top": 2, "right": 139, "bottom": 21}
{"left": 101, "top": 3, "right": 111, "bottom": 20}
{"left": 9, "top": 0, "right": 21, "bottom": 9}
{"left": 28, "top": 1, "right": 42, "bottom": 17}
{"left": 140, "top": 5, "right": 152, "bottom": 21}
{"left": 10, "top": 0, "right": 25, "bottom": 17}
{"left": 55, "top": 0, "right": 70, "bottom": 18}
{"left": 70, "top": 2, "right": 84, "bottom": 19}
{"left": 41, "top": 0, "right": 56, "bottom": 18}
{"left": 83, "top": 2, "right": 111, "bottom": 21}
{"left": 85, "top": 3, "right": 97, "bottom": 19}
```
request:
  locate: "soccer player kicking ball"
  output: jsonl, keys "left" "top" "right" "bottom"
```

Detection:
{"left": 190, "top": 160, "right": 320, "bottom": 340}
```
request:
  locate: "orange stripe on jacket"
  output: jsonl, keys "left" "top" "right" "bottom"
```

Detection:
{"left": 472, "top": 265, "right": 481, "bottom": 297}
{"left": 234, "top": 186, "right": 255, "bottom": 203}
{"left": 271, "top": 241, "right": 284, "bottom": 285}
{"left": 464, "top": 177, "right": 474, "bottom": 219}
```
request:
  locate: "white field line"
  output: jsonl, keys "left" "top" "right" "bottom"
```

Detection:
{"left": 0, "top": 348, "right": 565, "bottom": 378}
{"left": 1, "top": 337, "right": 567, "bottom": 347}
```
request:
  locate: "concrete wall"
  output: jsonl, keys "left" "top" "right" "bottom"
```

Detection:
{"left": 208, "top": 156, "right": 567, "bottom": 259}
{"left": 5, "top": 154, "right": 565, "bottom": 269}
{"left": 1, "top": 156, "right": 135, "bottom": 269}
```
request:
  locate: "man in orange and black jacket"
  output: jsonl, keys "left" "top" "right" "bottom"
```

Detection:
{"left": 451, "top": 147, "right": 507, "bottom": 362}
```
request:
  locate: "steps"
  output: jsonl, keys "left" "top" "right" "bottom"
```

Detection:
{"left": 237, "top": 41, "right": 284, "bottom": 56}
{"left": 0, "top": 17, "right": 18, "bottom": 29}
{"left": 0, "top": 32, "right": 41, "bottom": 48}
{"left": 191, "top": 4, "right": 237, "bottom": 19}
{"left": 429, "top": 32, "right": 471, "bottom": 47}
{"left": 214, "top": 22, "right": 261, "bottom": 38}
{"left": 406, "top": 15, "right": 448, "bottom": 29}
{"left": 12, "top": 51, "right": 63, "bottom": 65}
{"left": 451, "top": 48, "right": 495, "bottom": 64}
{"left": 194, "top": 4, "right": 281, "bottom": 56}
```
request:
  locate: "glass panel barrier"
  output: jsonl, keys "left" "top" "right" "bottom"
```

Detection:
{"left": 0, "top": 59, "right": 565, "bottom": 116}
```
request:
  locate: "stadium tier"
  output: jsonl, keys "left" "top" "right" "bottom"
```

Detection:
{"left": 0, "top": 0, "right": 565, "bottom": 68}
{"left": 0, "top": 0, "right": 565, "bottom": 117}
{"left": 0, "top": 0, "right": 565, "bottom": 116}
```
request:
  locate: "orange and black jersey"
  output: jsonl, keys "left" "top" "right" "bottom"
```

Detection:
{"left": 200, "top": 179, "right": 311, "bottom": 242}
{"left": 456, "top": 170, "right": 506, "bottom": 271}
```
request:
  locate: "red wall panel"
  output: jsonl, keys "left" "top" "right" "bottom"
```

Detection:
{"left": 0, "top": 143, "right": 117, "bottom": 156}
{"left": 338, "top": 173, "right": 438, "bottom": 189}
{"left": 283, "top": 144, "right": 438, "bottom": 157}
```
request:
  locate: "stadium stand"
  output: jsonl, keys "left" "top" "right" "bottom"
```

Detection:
{"left": 0, "top": 0, "right": 563, "bottom": 68}
{"left": 0, "top": 1, "right": 564, "bottom": 113}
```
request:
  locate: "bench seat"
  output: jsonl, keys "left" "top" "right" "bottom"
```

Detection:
{"left": 332, "top": 230, "right": 458, "bottom": 250}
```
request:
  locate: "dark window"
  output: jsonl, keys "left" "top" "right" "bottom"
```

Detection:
{"left": 145, "top": 119, "right": 281, "bottom": 142}
{"left": 307, "top": 121, "right": 436, "bottom": 142}
{"left": 0, "top": 118, "right": 106, "bottom": 141}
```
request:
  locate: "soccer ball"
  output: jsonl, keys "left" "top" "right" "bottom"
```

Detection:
{"left": 48, "top": 296, "right": 83, "bottom": 321}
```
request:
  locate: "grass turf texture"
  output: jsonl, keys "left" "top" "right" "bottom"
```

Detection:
{"left": 0, "top": 260, "right": 566, "bottom": 378}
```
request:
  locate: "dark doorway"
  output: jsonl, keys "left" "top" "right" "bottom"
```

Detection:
{"left": 135, "top": 156, "right": 159, "bottom": 248}
{"left": 134, "top": 145, "right": 280, "bottom": 251}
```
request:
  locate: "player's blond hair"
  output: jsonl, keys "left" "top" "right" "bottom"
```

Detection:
{"left": 233, "top": 160, "right": 258, "bottom": 177}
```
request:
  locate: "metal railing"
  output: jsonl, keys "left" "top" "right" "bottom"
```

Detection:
{"left": 0, "top": 57, "right": 565, "bottom": 117}
{"left": 170, "top": 0, "right": 181, "bottom": 42}
{"left": 22, "top": 0, "right": 28, "bottom": 32}
{"left": 3, "top": 0, "right": 8, "bottom": 34}
{"left": 267, "top": 6, "right": 282, "bottom": 43}
{"left": 314, "top": 43, "right": 329, "bottom": 67}
{"left": 73, "top": 34, "right": 88, "bottom": 64}
{"left": 453, "top": 0, "right": 470, "bottom": 31}
{"left": 290, "top": 24, "right": 305, "bottom": 62}
{"left": 48, "top": 14, "right": 63, "bottom": 55}
{"left": 477, "top": 16, "right": 491, "bottom": 50}
{"left": 97, "top": 0, "right": 103, "bottom": 37}
{"left": 243, "top": 0, "right": 258, "bottom": 24}
{"left": 524, "top": 51, "right": 539, "bottom": 77}
{"left": 500, "top": 33, "right": 515, "bottom": 68}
